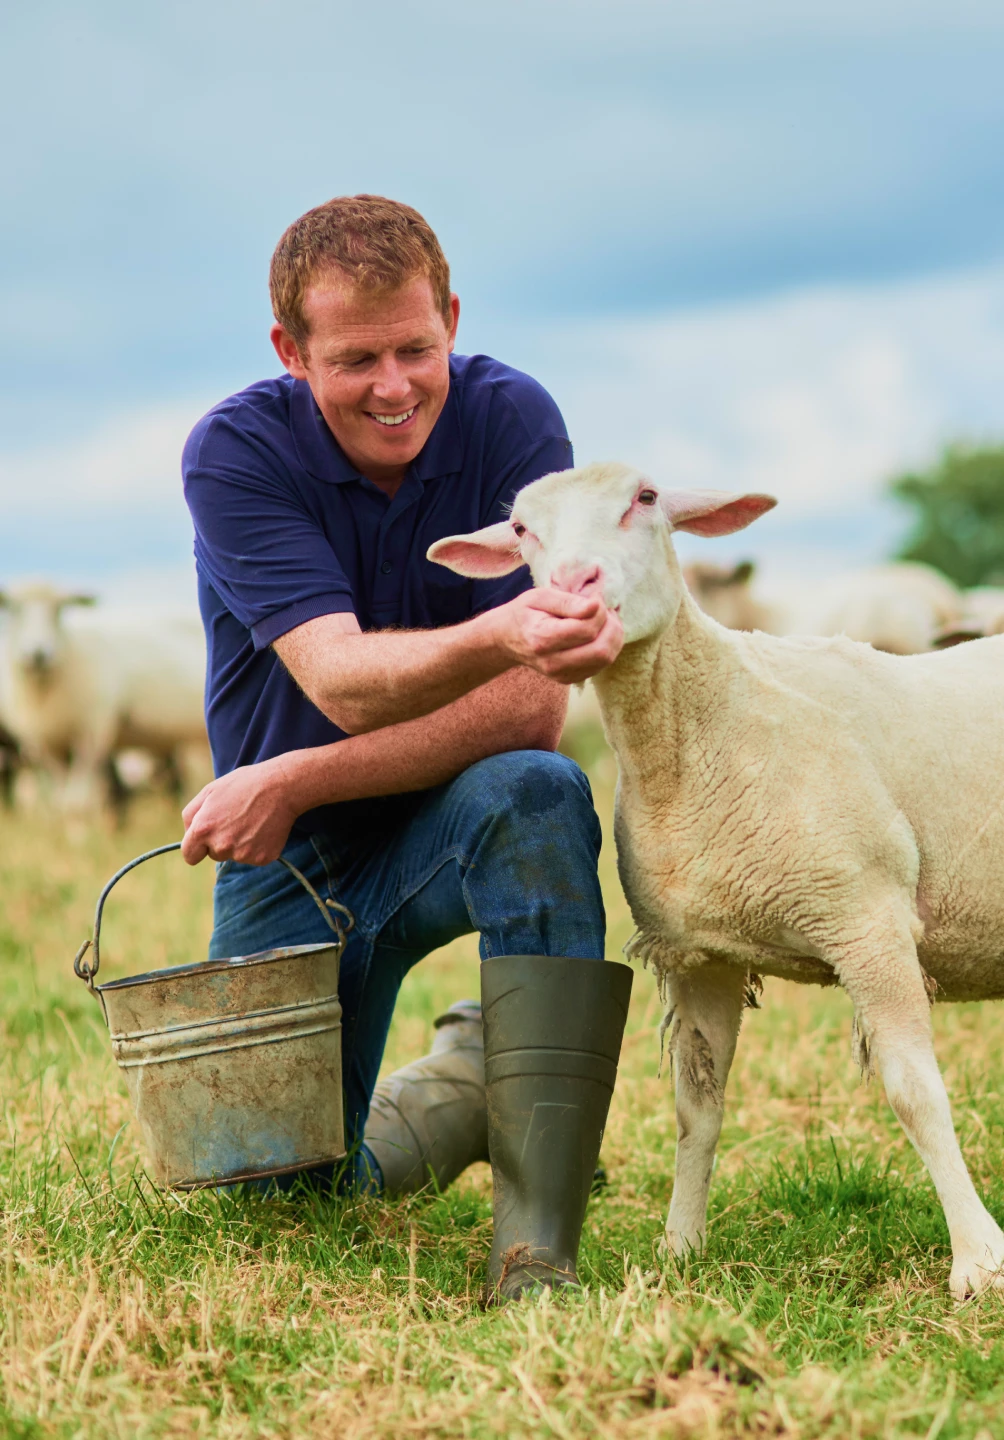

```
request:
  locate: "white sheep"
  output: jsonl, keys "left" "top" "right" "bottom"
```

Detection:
{"left": 429, "top": 461, "right": 1004, "bottom": 1299}
{"left": 782, "top": 562, "right": 964, "bottom": 654}
{"left": 684, "top": 558, "right": 962, "bottom": 654}
{"left": 0, "top": 581, "right": 208, "bottom": 814}
{"left": 934, "top": 586, "right": 1004, "bottom": 648}
{"left": 962, "top": 586, "right": 1004, "bottom": 637}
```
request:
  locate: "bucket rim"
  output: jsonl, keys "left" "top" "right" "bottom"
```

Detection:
{"left": 95, "top": 942, "right": 341, "bottom": 994}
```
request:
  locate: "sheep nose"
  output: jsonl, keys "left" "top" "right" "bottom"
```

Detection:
{"left": 551, "top": 564, "right": 602, "bottom": 596}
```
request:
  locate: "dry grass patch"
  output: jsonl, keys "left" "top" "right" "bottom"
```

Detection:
{"left": 3, "top": 771, "right": 1004, "bottom": 1436}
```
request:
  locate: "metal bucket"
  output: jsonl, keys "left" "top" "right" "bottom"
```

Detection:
{"left": 73, "top": 843, "right": 354, "bottom": 1190}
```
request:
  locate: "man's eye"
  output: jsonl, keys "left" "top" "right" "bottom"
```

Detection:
{"left": 513, "top": 523, "right": 526, "bottom": 538}
{"left": 637, "top": 489, "right": 658, "bottom": 506}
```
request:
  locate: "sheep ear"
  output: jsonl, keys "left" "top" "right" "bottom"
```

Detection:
{"left": 661, "top": 490, "right": 777, "bottom": 537}
{"left": 427, "top": 523, "right": 526, "bottom": 578}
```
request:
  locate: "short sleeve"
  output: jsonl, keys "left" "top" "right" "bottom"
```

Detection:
{"left": 183, "top": 409, "right": 355, "bottom": 650}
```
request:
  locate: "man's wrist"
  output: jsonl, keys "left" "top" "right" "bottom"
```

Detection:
{"left": 467, "top": 603, "right": 514, "bottom": 669}
{"left": 269, "top": 748, "right": 337, "bottom": 818}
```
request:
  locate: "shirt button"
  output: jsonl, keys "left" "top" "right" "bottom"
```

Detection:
{"left": 381, "top": 561, "right": 393, "bottom": 574}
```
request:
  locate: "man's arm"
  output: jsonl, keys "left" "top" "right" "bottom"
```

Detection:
{"left": 273, "top": 585, "right": 622, "bottom": 734}
{"left": 181, "top": 667, "right": 568, "bottom": 865}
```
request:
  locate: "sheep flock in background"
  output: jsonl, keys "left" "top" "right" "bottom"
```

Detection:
{"left": 0, "top": 581, "right": 210, "bottom": 817}
{"left": 2, "top": 541, "right": 1000, "bottom": 820}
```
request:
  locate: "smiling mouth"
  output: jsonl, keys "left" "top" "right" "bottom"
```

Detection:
{"left": 368, "top": 406, "right": 417, "bottom": 427}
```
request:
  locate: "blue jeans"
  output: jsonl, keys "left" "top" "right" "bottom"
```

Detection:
{"left": 211, "top": 750, "right": 605, "bottom": 1162}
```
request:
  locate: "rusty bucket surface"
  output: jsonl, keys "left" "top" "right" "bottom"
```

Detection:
{"left": 73, "top": 843, "right": 353, "bottom": 1189}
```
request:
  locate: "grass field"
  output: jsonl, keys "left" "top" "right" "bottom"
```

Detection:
{"left": 2, "top": 751, "right": 1004, "bottom": 1438}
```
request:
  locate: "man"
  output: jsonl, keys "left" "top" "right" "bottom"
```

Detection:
{"left": 181, "top": 195, "right": 630, "bottom": 1299}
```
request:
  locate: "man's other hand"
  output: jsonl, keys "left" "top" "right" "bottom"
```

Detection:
{"left": 181, "top": 760, "right": 298, "bottom": 866}
{"left": 491, "top": 587, "right": 624, "bottom": 683}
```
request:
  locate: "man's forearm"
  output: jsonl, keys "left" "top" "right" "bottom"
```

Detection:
{"left": 274, "top": 667, "right": 567, "bottom": 814}
{"left": 272, "top": 587, "right": 620, "bottom": 735}
{"left": 274, "top": 609, "right": 511, "bottom": 734}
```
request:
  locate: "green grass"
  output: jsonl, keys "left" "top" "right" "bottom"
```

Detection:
{"left": 2, "top": 769, "right": 1004, "bottom": 1437}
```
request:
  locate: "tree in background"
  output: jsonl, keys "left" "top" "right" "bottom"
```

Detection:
{"left": 889, "top": 444, "right": 1004, "bottom": 588}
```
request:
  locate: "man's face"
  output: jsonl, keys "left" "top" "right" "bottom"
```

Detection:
{"left": 271, "top": 273, "right": 459, "bottom": 486}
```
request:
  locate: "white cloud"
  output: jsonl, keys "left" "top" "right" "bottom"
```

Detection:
{"left": 0, "top": 400, "right": 208, "bottom": 510}
{"left": 0, "top": 397, "right": 212, "bottom": 596}
{"left": 2, "top": 262, "right": 1003, "bottom": 594}
{"left": 4, "top": 0, "right": 1004, "bottom": 408}
{"left": 513, "top": 263, "right": 1004, "bottom": 573}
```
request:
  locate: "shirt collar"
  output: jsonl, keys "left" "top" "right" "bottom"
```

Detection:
{"left": 290, "top": 367, "right": 464, "bottom": 486}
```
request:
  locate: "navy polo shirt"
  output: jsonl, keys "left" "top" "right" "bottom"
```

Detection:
{"left": 182, "top": 352, "right": 573, "bottom": 840}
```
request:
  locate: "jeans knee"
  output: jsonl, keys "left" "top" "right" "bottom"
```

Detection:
{"left": 464, "top": 750, "right": 601, "bottom": 863}
{"left": 480, "top": 747, "right": 593, "bottom": 813}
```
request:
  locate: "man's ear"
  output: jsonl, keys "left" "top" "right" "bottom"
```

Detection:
{"left": 427, "top": 522, "right": 526, "bottom": 579}
{"left": 446, "top": 293, "right": 460, "bottom": 352}
{"left": 661, "top": 489, "right": 777, "bottom": 537}
{"left": 270, "top": 323, "right": 309, "bottom": 380}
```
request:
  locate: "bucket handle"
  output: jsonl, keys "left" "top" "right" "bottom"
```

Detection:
{"left": 73, "top": 842, "right": 355, "bottom": 992}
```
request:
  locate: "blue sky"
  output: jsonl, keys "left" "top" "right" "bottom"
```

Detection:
{"left": 2, "top": 0, "right": 1004, "bottom": 590}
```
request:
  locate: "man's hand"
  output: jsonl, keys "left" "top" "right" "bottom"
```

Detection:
{"left": 181, "top": 759, "right": 298, "bottom": 866}
{"left": 490, "top": 588, "right": 624, "bottom": 683}
{"left": 180, "top": 669, "right": 565, "bottom": 869}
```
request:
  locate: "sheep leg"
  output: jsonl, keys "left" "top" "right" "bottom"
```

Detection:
{"left": 62, "top": 720, "right": 118, "bottom": 816}
{"left": 663, "top": 961, "right": 747, "bottom": 1258}
{"left": 839, "top": 932, "right": 1004, "bottom": 1299}
{"left": 0, "top": 744, "right": 16, "bottom": 809}
{"left": 61, "top": 753, "right": 108, "bottom": 815}
{"left": 103, "top": 755, "right": 131, "bottom": 827}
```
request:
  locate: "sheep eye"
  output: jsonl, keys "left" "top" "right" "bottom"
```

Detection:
{"left": 637, "top": 489, "right": 657, "bottom": 506}
{"left": 513, "top": 523, "right": 526, "bottom": 537}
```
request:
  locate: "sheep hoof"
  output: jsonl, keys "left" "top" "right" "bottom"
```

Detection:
{"left": 662, "top": 1226, "right": 704, "bottom": 1262}
{"left": 949, "top": 1226, "right": 1004, "bottom": 1300}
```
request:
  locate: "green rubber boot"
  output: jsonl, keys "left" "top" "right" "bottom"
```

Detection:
{"left": 363, "top": 1001, "right": 488, "bottom": 1194}
{"left": 481, "top": 955, "right": 633, "bottom": 1302}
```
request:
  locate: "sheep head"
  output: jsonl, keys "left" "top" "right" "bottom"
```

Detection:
{"left": 428, "top": 461, "right": 777, "bottom": 644}
{"left": 0, "top": 583, "right": 96, "bottom": 677}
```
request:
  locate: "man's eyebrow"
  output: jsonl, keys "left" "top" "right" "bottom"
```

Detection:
{"left": 326, "top": 344, "right": 374, "bottom": 362}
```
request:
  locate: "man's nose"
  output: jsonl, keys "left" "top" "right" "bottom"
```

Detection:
{"left": 550, "top": 563, "right": 602, "bottom": 597}
{"left": 369, "top": 355, "right": 412, "bottom": 401}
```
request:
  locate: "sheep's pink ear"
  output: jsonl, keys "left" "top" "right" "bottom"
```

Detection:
{"left": 427, "top": 523, "right": 525, "bottom": 578}
{"left": 661, "top": 490, "right": 777, "bottom": 537}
